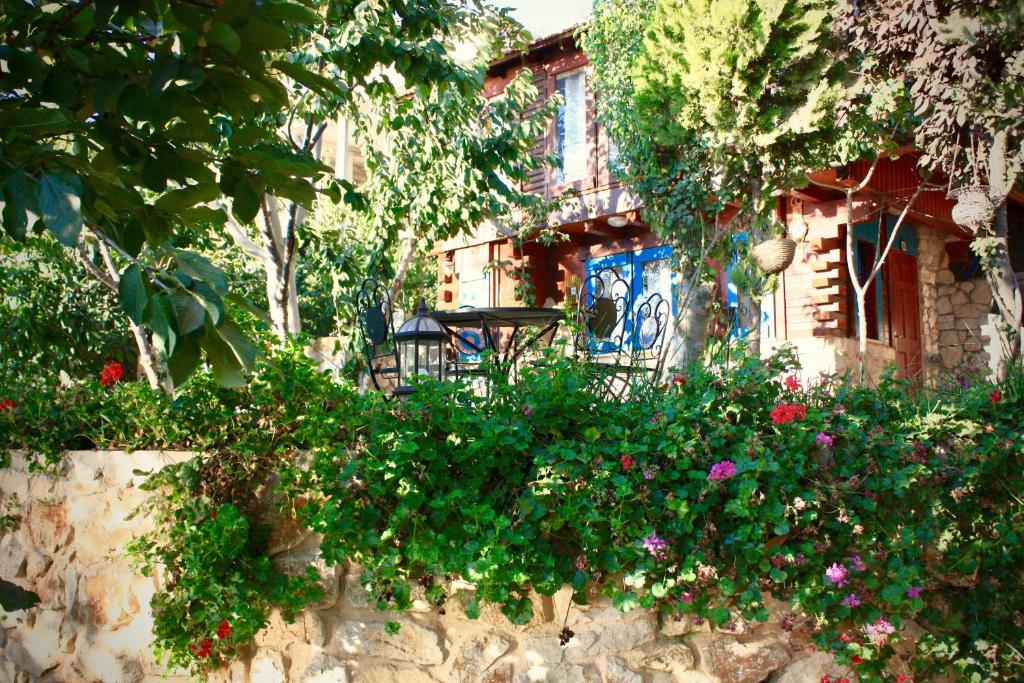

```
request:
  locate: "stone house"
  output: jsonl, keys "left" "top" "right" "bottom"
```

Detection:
{"left": 433, "top": 27, "right": 1024, "bottom": 383}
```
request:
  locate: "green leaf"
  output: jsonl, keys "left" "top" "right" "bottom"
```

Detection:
{"left": 166, "top": 336, "right": 202, "bottom": 386}
{"left": 206, "top": 23, "right": 241, "bottom": 53}
{"left": 231, "top": 177, "right": 261, "bottom": 224}
{"left": 384, "top": 620, "right": 401, "bottom": 635}
{"left": 464, "top": 597, "right": 480, "bottom": 620}
{"left": 38, "top": 170, "right": 84, "bottom": 246}
{"left": 202, "top": 322, "right": 245, "bottom": 388}
{"left": 0, "top": 108, "right": 70, "bottom": 133}
{"left": 272, "top": 60, "right": 347, "bottom": 97}
{"left": 174, "top": 251, "right": 229, "bottom": 294}
{"left": 145, "top": 294, "right": 177, "bottom": 358}
{"left": 172, "top": 292, "right": 206, "bottom": 334}
{"left": 118, "top": 263, "right": 148, "bottom": 324}
{"left": 611, "top": 590, "right": 640, "bottom": 612}
{"left": 2, "top": 170, "right": 38, "bottom": 240}
{"left": 708, "top": 606, "right": 731, "bottom": 626}
{"left": 154, "top": 183, "right": 220, "bottom": 213}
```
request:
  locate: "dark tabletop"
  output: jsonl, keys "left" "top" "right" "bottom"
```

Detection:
{"left": 430, "top": 307, "right": 564, "bottom": 327}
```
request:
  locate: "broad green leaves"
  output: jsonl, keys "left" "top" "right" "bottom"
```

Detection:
{"left": 38, "top": 171, "right": 84, "bottom": 247}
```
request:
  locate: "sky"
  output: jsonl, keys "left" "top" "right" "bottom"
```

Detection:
{"left": 501, "top": 0, "right": 592, "bottom": 38}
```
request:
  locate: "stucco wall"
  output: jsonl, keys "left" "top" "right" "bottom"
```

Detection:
{"left": 1, "top": 452, "right": 915, "bottom": 683}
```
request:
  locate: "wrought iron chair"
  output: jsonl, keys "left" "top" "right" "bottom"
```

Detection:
{"left": 355, "top": 278, "right": 399, "bottom": 393}
{"left": 576, "top": 267, "right": 632, "bottom": 366}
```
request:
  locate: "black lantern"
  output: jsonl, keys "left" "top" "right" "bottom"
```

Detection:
{"left": 394, "top": 299, "right": 446, "bottom": 395}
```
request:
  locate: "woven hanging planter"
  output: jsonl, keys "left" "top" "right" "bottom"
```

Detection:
{"left": 949, "top": 185, "right": 995, "bottom": 233}
{"left": 750, "top": 237, "right": 797, "bottom": 275}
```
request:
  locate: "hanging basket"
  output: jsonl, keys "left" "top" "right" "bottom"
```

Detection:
{"left": 949, "top": 185, "right": 995, "bottom": 233}
{"left": 750, "top": 237, "right": 797, "bottom": 275}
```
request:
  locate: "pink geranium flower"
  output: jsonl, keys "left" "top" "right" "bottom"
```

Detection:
{"left": 708, "top": 460, "right": 737, "bottom": 481}
{"left": 825, "top": 563, "right": 848, "bottom": 587}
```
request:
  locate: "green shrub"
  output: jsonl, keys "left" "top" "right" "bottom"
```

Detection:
{"left": 2, "top": 345, "right": 1021, "bottom": 681}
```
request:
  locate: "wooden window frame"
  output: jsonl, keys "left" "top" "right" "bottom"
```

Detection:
{"left": 546, "top": 52, "right": 597, "bottom": 197}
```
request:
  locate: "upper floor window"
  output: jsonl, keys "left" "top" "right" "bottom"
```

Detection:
{"left": 556, "top": 70, "right": 587, "bottom": 184}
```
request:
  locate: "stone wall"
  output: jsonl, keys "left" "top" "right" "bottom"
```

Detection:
{"left": 2, "top": 452, "right": 912, "bottom": 683}
{"left": 916, "top": 228, "right": 996, "bottom": 378}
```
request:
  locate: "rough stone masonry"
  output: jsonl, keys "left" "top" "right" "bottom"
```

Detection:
{"left": 0, "top": 451, "right": 922, "bottom": 682}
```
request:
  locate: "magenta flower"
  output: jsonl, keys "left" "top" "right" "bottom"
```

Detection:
{"left": 643, "top": 469, "right": 654, "bottom": 480}
{"left": 864, "top": 617, "right": 896, "bottom": 645}
{"left": 642, "top": 532, "right": 667, "bottom": 556}
{"left": 825, "top": 563, "right": 848, "bottom": 587}
{"left": 681, "top": 592, "right": 693, "bottom": 604}
{"left": 906, "top": 586, "right": 922, "bottom": 598}
{"left": 816, "top": 432, "right": 835, "bottom": 448}
{"left": 850, "top": 554, "right": 866, "bottom": 572}
{"left": 708, "top": 460, "right": 737, "bottom": 481}
{"left": 841, "top": 593, "right": 861, "bottom": 608}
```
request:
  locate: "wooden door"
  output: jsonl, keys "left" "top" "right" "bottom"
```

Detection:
{"left": 888, "top": 250, "right": 923, "bottom": 379}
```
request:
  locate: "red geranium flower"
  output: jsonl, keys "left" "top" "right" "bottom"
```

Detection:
{"left": 99, "top": 361, "right": 124, "bottom": 387}
{"left": 216, "top": 619, "right": 231, "bottom": 639}
{"left": 784, "top": 375, "right": 801, "bottom": 391}
{"left": 770, "top": 403, "right": 807, "bottom": 424}
{"left": 850, "top": 655, "right": 863, "bottom": 666}
{"left": 193, "top": 638, "right": 212, "bottom": 658}
{"left": 0, "top": 399, "right": 14, "bottom": 411}
{"left": 671, "top": 373, "right": 687, "bottom": 386}
{"left": 990, "top": 389, "right": 1002, "bottom": 403}
{"left": 620, "top": 455, "right": 634, "bottom": 471}
{"left": 895, "top": 675, "right": 913, "bottom": 683}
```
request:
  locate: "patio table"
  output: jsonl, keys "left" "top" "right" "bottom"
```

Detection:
{"left": 430, "top": 306, "right": 564, "bottom": 368}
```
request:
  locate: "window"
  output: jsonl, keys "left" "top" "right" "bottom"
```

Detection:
{"left": 585, "top": 246, "right": 675, "bottom": 351}
{"left": 555, "top": 70, "right": 587, "bottom": 184}
{"left": 856, "top": 240, "right": 880, "bottom": 340}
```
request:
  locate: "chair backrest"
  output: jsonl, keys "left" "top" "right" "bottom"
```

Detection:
{"left": 578, "top": 267, "right": 632, "bottom": 360}
{"left": 355, "top": 278, "right": 398, "bottom": 392}
{"left": 631, "top": 291, "right": 670, "bottom": 361}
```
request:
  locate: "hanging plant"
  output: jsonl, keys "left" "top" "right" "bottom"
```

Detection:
{"left": 750, "top": 236, "right": 798, "bottom": 274}
{"left": 948, "top": 185, "right": 996, "bottom": 233}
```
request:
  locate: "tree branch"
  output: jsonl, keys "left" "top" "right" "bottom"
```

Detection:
{"left": 74, "top": 244, "right": 118, "bottom": 292}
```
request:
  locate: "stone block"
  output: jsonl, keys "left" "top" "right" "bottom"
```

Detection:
{"left": 77, "top": 563, "right": 142, "bottom": 630}
{"left": 26, "top": 499, "right": 70, "bottom": 554}
{"left": 291, "top": 651, "right": 349, "bottom": 683}
{"left": 562, "top": 613, "right": 657, "bottom": 661}
{"left": 250, "top": 649, "right": 287, "bottom": 683}
{"left": 639, "top": 641, "right": 697, "bottom": 673}
{"left": 936, "top": 271, "right": 955, "bottom": 285}
{"left": 522, "top": 634, "right": 565, "bottom": 667}
{"left": 5, "top": 609, "right": 67, "bottom": 677}
{"left": 605, "top": 656, "right": 643, "bottom": 683}
{"left": 688, "top": 633, "right": 790, "bottom": 683}
{"left": 770, "top": 651, "right": 845, "bottom": 682}
{"left": 331, "top": 619, "right": 444, "bottom": 665}
{"left": 951, "top": 290, "right": 969, "bottom": 306}
{"left": 353, "top": 664, "right": 439, "bottom": 683}
{"left": 515, "top": 663, "right": 601, "bottom": 683}
{"left": 450, "top": 630, "right": 513, "bottom": 683}
{"left": 971, "top": 285, "right": 991, "bottom": 304}
{"left": 480, "top": 662, "right": 514, "bottom": 683}
{"left": 939, "top": 346, "right": 964, "bottom": 368}
{"left": 0, "top": 532, "right": 27, "bottom": 577}
{"left": 73, "top": 648, "right": 145, "bottom": 683}
{"left": 660, "top": 613, "right": 711, "bottom": 638}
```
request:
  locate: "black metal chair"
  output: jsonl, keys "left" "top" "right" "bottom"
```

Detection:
{"left": 355, "top": 278, "right": 399, "bottom": 393}
{"left": 577, "top": 267, "right": 632, "bottom": 367}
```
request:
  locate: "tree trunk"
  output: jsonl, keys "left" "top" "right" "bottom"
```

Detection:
{"left": 977, "top": 201, "right": 1023, "bottom": 380}
{"left": 130, "top": 322, "right": 173, "bottom": 394}
{"left": 389, "top": 233, "right": 419, "bottom": 308}
{"left": 854, "top": 289, "right": 869, "bottom": 383}
{"left": 672, "top": 280, "right": 715, "bottom": 367}
{"left": 738, "top": 292, "right": 761, "bottom": 356}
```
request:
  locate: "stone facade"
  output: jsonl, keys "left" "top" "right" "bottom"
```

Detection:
{"left": 917, "top": 228, "right": 996, "bottom": 379}
{"left": 2, "top": 452, "right": 919, "bottom": 683}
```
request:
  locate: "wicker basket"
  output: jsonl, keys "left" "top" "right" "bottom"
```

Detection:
{"left": 750, "top": 237, "right": 797, "bottom": 274}
{"left": 949, "top": 185, "right": 995, "bottom": 232}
